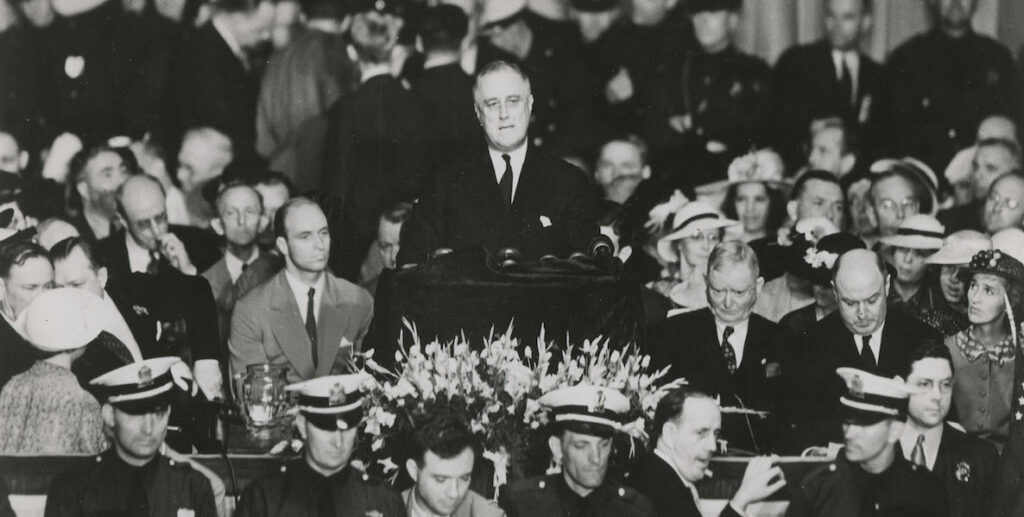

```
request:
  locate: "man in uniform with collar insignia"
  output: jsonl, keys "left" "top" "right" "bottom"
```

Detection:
{"left": 234, "top": 374, "right": 406, "bottom": 517}
{"left": 45, "top": 357, "right": 218, "bottom": 517}
{"left": 497, "top": 385, "right": 655, "bottom": 517}
{"left": 787, "top": 367, "right": 949, "bottom": 517}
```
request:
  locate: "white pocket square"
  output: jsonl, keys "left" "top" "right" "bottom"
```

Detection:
{"left": 339, "top": 337, "right": 353, "bottom": 349}
{"left": 539, "top": 215, "right": 552, "bottom": 228}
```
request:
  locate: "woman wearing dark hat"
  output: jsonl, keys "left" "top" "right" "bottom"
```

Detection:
{"left": 946, "top": 247, "right": 1024, "bottom": 450}
{"left": 778, "top": 232, "right": 865, "bottom": 338}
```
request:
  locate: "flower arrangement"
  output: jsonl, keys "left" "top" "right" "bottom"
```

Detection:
{"left": 804, "top": 247, "right": 840, "bottom": 270}
{"left": 352, "top": 319, "right": 675, "bottom": 494}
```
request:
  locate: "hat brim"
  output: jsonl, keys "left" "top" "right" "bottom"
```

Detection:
{"left": 840, "top": 402, "right": 896, "bottom": 426}
{"left": 878, "top": 235, "right": 944, "bottom": 250}
{"left": 304, "top": 412, "right": 362, "bottom": 432}
{"left": 553, "top": 419, "right": 618, "bottom": 438}
{"left": 925, "top": 248, "right": 975, "bottom": 265}
{"left": 657, "top": 220, "right": 738, "bottom": 262}
{"left": 959, "top": 266, "right": 1024, "bottom": 287}
{"left": 110, "top": 390, "right": 174, "bottom": 415}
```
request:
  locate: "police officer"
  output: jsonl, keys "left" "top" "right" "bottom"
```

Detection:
{"left": 45, "top": 357, "right": 218, "bottom": 517}
{"left": 234, "top": 374, "right": 406, "bottom": 517}
{"left": 643, "top": 0, "right": 770, "bottom": 191}
{"left": 498, "top": 385, "right": 656, "bottom": 517}
{"left": 883, "top": 0, "right": 1019, "bottom": 174}
{"left": 787, "top": 368, "right": 949, "bottom": 517}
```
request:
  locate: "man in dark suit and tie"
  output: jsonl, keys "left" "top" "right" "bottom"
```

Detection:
{"left": 899, "top": 341, "right": 997, "bottom": 517}
{"left": 230, "top": 197, "right": 374, "bottom": 383}
{"left": 785, "top": 249, "right": 940, "bottom": 452}
{"left": 647, "top": 241, "right": 791, "bottom": 453}
{"left": 770, "top": 0, "right": 883, "bottom": 169}
{"left": 627, "top": 387, "right": 786, "bottom": 517}
{"left": 96, "top": 175, "right": 221, "bottom": 282}
{"left": 397, "top": 60, "right": 599, "bottom": 265}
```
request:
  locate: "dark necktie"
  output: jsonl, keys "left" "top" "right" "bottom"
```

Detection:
{"left": 241, "top": 261, "right": 249, "bottom": 272}
{"left": 911, "top": 434, "right": 927, "bottom": 468}
{"left": 721, "top": 326, "right": 737, "bottom": 374}
{"left": 839, "top": 57, "right": 854, "bottom": 107}
{"left": 146, "top": 251, "right": 161, "bottom": 275}
{"left": 306, "top": 287, "right": 318, "bottom": 368}
{"left": 499, "top": 153, "right": 513, "bottom": 207}
{"left": 860, "top": 335, "right": 876, "bottom": 369}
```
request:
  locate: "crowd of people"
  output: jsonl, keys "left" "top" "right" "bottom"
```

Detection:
{"left": 2, "top": 0, "right": 1024, "bottom": 515}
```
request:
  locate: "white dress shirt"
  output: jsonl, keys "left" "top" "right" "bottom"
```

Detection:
{"left": 899, "top": 424, "right": 944, "bottom": 471}
{"left": 224, "top": 248, "right": 260, "bottom": 284}
{"left": 831, "top": 50, "right": 860, "bottom": 102}
{"left": 854, "top": 322, "right": 885, "bottom": 363}
{"left": 126, "top": 233, "right": 156, "bottom": 274}
{"left": 284, "top": 270, "right": 325, "bottom": 322}
{"left": 715, "top": 318, "right": 750, "bottom": 368}
{"left": 487, "top": 143, "right": 527, "bottom": 204}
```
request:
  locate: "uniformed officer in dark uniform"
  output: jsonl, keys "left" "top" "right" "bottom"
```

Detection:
{"left": 234, "top": 374, "right": 406, "bottom": 517}
{"left": 498, "top": 385, "right": 656, "bottom": 517}
{"left": 787, "top": 367, "right": 949, "bottom": 517}
{"left": 883, "top": 0, "right": 1020, "bottom": 174}
{"left": 45, "top": 357, "right": 218, "bottom": 517}
{"left": 643, "top": 0, "right": 770, "bottom": 192}
{"left": 476, "top": 0, "right": 595, "bottom": 158}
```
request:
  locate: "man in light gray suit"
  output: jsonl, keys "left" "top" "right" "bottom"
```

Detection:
{"left": 229, "top": 197, "right": 373, "bottom": 382}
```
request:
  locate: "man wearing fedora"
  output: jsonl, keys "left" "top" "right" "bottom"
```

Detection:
{"left": 787, "top": 367, "right": 948, "bottom": 516}
{"left": 235, "top": 374, "right": 406, "bottom": 516}
{"left": 647, "top": 241, "right": 790, "bottom": 453}
{"left": 498, "top": 385, "right": 655, "bottom": 517}
{"left": 46, "top": 357, "right": 218, "bottom": 517}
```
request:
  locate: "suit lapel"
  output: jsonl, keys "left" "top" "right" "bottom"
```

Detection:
{"left": 469, "top": 147, "right": 508, "bottom": 244}
{"left": 933, "top": 424, "right": 955, "bottom": 477}
{"left": 315, "top": 277, "right": 355, "bottom": 376}
{"left": 268, "top": 273, "right": 316, "bottom": 379}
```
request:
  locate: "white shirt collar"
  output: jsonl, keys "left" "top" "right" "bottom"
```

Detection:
{"left": 714, "top": 318, "right": 750, "bottom": 367}
{"left": 854, "top": 322, "right": 885, "bottom": 361}
{"left": 899, "top": 424, "right": 944, "bottom": 471}
{"left": 284, "top": 269, "right": 326, "bottom": 322}
{"left": 423, "top": 54, "right": 460, "bottom": 70}
{"left": 125, "top": 233, "right": 157, "bottom": 274}
{"left": 361, "top": 66, "right": 393, "bottom": 83}
{"left": 212, "top": 16, "right": 248, "bottom": 67}
{"left": 487, "top": 142, "right": 528, "bottom": 203}
{"left": 224, "top": 248, "right": 260, "bottom": 284}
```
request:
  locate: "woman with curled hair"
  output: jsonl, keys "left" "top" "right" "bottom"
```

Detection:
{"left": 720, "top": 149, "right": 788, "bottom": 243}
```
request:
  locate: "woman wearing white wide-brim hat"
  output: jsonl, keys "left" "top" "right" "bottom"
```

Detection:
{"left": 648, "top": 200, "right": 738, "bottom": 312}
{"left": 0, "top": 288, "right": 108, "bottom": 454}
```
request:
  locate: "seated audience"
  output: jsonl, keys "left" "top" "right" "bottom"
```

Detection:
{"left": 867, "top": 161, "right": 934, "bottom": 252}
{"left": 593, "top": 135, "right": 652, "bottom": 206}
{"left": 721, "top": 149, "right": 787, "bottom": 243}
{"left": 403, "top": 412, "right": 504, "bottom": 517}
{"left": 945, "top": 247, "right": 1024, "bottom": 450}
{"left": 647, "top": 241, "right": 790, "bottom": 453}
{"left": 784, "top": 170, "right": 845, "bottom": 232}
{"left": 844, "top": 174, "right": 876, "bottom": 239}
{"left": 0, "top": 288, "right": 107, "bottom": 454}
{"left": 65, "top": 144, "right": 132, "bottom": 243}
{"left": 940, "top": 138, "right": 1021, "bottom": 232}
{"left": 46, "top": 358, "right": 218, "bottom": 516}
{"left": 230, "top": 197, "right": 373, "bottom": 383}
{"left": 900, "top": 341, "right": 998, "bottom": 517}
{"left": 359, "top": 201, "right": 412, "bottom": 297}
{"left": 176, "top": 127, "right": 234, "bottom": 228}
{"left": 944, "top": 115, "right": 1020, "bottom": 208}
{"left": 807, "top": 118, "right": 858, "bottom": 179}
{"left": 628, "top": 387, "right": 785, "bottom": 517}
{"left": 926, "top": 230, "right": 991, "bottom": 316}
{"left": 235, "top": 374, "right": 405, "bottom": 516}
{"left": 878, "top": 214, "right": 946, "bottom": 322}
{"left": 498, "top": 385, "right": 655, "bottom": 516}
{"left": 983, "top": 172, "right": 1024, "bottom": 234}
{"left": 779, "top": 232, "right": 866, "bottom": 338}
{"left": 0, "top": 241, "right": 51, "bottom": 391}
{"left": 250, "top": 170, "right": 295, "bottom": 251}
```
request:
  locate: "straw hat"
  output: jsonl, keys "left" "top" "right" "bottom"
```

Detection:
{"left": 21, "top": 288, "right": 104, "bottom": 353}
{"left": 925, "top": 230, "right": 991, "bottom": 265}
{"left": 656, "top": 201, "right": 737, "bottom": 263}
{"left": 878, "top": 214, "right": 945, "bottom": 250}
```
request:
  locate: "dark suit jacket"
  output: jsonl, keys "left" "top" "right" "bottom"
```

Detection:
{"left": 932, "top": 424, "right": 998, "bottom": 517}
{"left": 166, "top": 22, "right": 260, "bottom": 157}
{"left": 784, "top": 310, "right": 940, "bottom": 451}
{"left": 646, "top": 309, "right": 790, "bottom": 453}
{"left": 410, "top": 63, "right": 482, "bottom": 172}
{"left": 322, "top": 74, "right": 428, "bottom": 279}
{"left": 626, "top": 453, "right": 742, "bottom": 517}
{"left": 0, "top": 316, "right": 35, "bottom": 392}
{"left": 95, "top": 226, "right": 222, "bottom": 283}
{"left": 397, "top": 145, "right": 599, "bottom": 265}
{"left": 770, "top": 40, "right": 885, "bottom": 167}
{"left": 201, "top": 252, "right": 282, "bottom": 355}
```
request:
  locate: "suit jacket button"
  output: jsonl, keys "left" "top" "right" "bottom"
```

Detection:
{"left": 539, "top": 480, "right": 546, "bottom": 489}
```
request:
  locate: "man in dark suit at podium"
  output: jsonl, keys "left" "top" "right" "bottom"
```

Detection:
{"left": 647, "top": 241, "right": 790, "bottom": 453}
{"left": 398, "top": 60, "right": 599, "bottom": 265}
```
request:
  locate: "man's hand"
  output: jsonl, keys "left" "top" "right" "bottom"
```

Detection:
{"left": 159, "top": 233, "right": 197, "bottom": 275}
{"left": 605, "top": 67, "right": 634, "bottom": 104}
{"left": 730, "top": 456, "right": 786, "bottom": 512}
{"left": 193, "top": 359, "right": 223, "bottom": 402}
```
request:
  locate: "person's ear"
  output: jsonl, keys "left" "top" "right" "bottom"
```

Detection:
{"left": 887, "top": 420, "right": 904, "bottom": 444}
{"left": 405, "top": 458, "right": 420, "bottom": 483}
{"left": 865, "top": 203, "right": 878, "bottom": 229}
{"left": 276, "top": 235, "right": 288, "bottom": 257}
{"left": 76, "top": 180, "right": 89, "bottom": 201}
{"left": 98, "top": 266, "right": 108, "bottom": 290}
{"left": 786, "top": 200, "right": 798, "bottom": 222}
{"left": 641, "top": 165, "right": 652, "bottom": 180}
{"left": 840, "top": 154, "right": 856, "bottom": 176}
{"left": 258, "top": 214, "right": 269, "bottom": 233}
{"left": 101, "top": 404, "right": 115, "bottom": 429}
{"left": 527, "top": 94, "right": 535, "bottom": 114}
{"left": 755, "top": 275, "right": 765, "bottom": 295}
{"left": 18, "top": 151, "right": 28, "bottom": 171}
{"left": 210, "top": 218, "right": 225, "bottom": 237}
{"left": 547, "top": 435, "right": 563, "bottom": 465}
{"left": 295, "top": 413, "right": 308, "bottom": 440}
{"left": 346, "top": 43, "right": 358, "bottom": 64}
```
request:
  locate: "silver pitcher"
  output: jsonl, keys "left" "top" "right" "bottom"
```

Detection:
{"left": 231, "top": 363, "right": 291, "bottom": 434}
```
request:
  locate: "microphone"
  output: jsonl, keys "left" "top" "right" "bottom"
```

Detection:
{"left": 588, "top": 234, "right": 615, "bottom": 259}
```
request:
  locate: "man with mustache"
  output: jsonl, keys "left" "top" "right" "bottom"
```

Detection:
{"left": 66, "top": 144, "right": 132, "bottom": 243}
{"left": 229, "top": 197, "right": 373, "bottom": 383}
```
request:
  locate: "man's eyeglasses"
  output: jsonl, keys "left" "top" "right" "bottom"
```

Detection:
{"left": 987, "top": 194, "right": 1021, "bottom": 210}
{"left": 877, "top": 198, "right": 920, "bottom": 213}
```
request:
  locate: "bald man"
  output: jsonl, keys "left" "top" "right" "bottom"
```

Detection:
{"left": 782, "top": 249, "right": 939, "bottom": 452}
{"left": 95, "top": 175, "right": 221, "bottom": 282}
{"left": 177, "top": 127, "right": 234, "bottom": 228}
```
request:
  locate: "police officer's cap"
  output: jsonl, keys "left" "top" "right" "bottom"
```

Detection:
{"left": 836, "top": 368, "right": 911, "bottom": 425}
{"left": 480, "top": 0, "right": 526, "bottom": 31}
{"left": 91, "top": 357, "right": 188, "bottom": 414}
{"left": 688, "top": 0, "right": 742, "bottom": 14}
{"left": 539, "top": 385, "right": 630, "bottom": 438}
{"left": 288, "top": 374, "right": 370, "bottom": 431}
{"left": 348, "top": 0, "right": 408, "bottom": 15}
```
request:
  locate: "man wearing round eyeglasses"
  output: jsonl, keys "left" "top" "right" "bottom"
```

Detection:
{"left": 647, "top": 241, "right": 789, "bottom": 453}
{"left": 867, "top": 169, "right": 928, "bottom": 240}
{"left": 983, "top": 172, "right": 1024, "bottom": 234}
{"left": 899, "top": 341, "right": 996, "bottom": 517}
